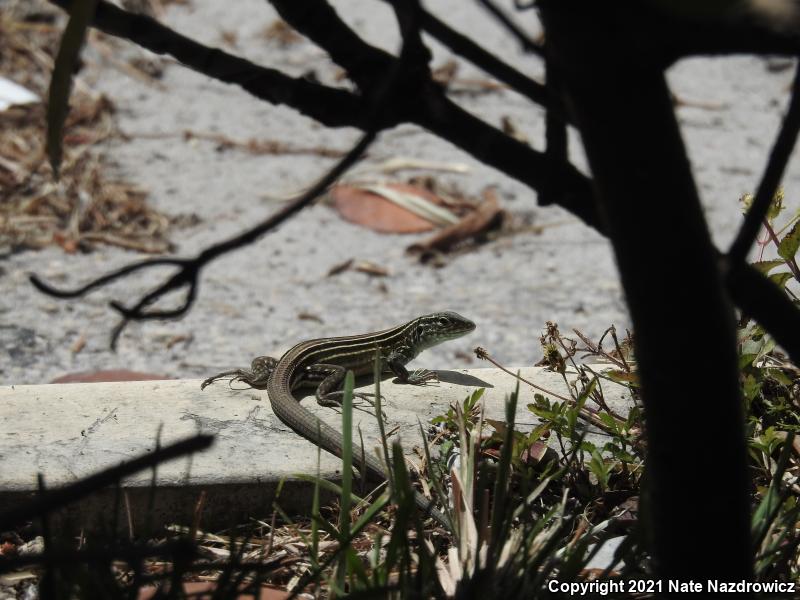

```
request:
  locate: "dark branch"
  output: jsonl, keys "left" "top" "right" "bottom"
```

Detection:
{"left": 30, "top": 257, "right": 185, "bottom": 298}
{"left": 43, "top": 0, "right": 575, "bottom": 200}
{"left": 600, "top": 3, "right": 800, "bottom": 66}
{"left": 476, "top": 0, "right": 544, "bottom": 56}
{"left": 268, "top": 1, "right": 396, "bottom": 92}
{"left": 729, "top": 65, "right": 800, "bottom": 263}
{"left": 411, "top": 90, "right": 603, "bottom": 231}
{"left": 667, "top": 16, "right": 800, "bottom": 61}
{"left": 541, "top": 47, "right": 568, "bottom": 207}
{"left": 46, "top": 0, "right": 368, "bottom": 128}
{"left": 416, "top": 7, "right": 555, "bottom": 113}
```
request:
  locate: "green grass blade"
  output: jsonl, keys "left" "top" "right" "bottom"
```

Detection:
{"left": 752, "top": 432, "right": 794, "bottom": 548}
{"left": 488, "top": 377, "right": 519, "bottom": 563}
{"left": 312, "top": 422, "right": 322, "bottom": 562}
{"left": 336, "top": 370, "right": 356, "bottom": 589}
{"left": 373, "top": 348, "right": 394, "bottom": 493}
{"left": 417, "top": 418, "right": 453, "bottom": 529}
{"left": 48, "top": 0, "right": 99, "bottom": 177}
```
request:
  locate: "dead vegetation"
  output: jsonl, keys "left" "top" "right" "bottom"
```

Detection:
{"left": 0, "top": 3, "right": 174, "bottom": 254}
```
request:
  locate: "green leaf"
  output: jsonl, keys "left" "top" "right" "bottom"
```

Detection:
{"left": 48, "top": 0, "right": 99, "bottom": 177}
{"left": 338, "top": 370, "right": 355, "bottom": 552}
{"left": 766, "top": 368, "right": 793, "bottom": 387}
{"left": 464, "top": 387, "right": 485, "bottom": 411}
{"left": 576, "top": 377, "right": 597, "bottom": 408}
{"left": 752, "top": 433, "right": 795, "bottom": 547}
{"left": 588, "top": 448, "right": 609, "bottom": 490}
{"left": 755, "top": 335, "right": 777, "bottom": 364}
{"left": 738, "top": 352, "right": 757, "bottom": 370}
{"left": 778, "top": 219, "right": 800, "bottom": 262}
{"left": 599, "top": 412, "right": 620, "bottom": 434}
{"left": 750, "top": 259, "right": 785, "bottom": 275}
{"left": 768, "top": 188, "right": 786, "bottom": 222}
{"left": 742, "top": 374, "right": 762, "bottom": 403}
{"left": 768, "top": 271, "right": 793, "bottom": 289}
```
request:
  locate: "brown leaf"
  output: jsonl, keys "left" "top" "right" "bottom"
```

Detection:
{"left": 329, "top": 183, "right": 445, "bottom": 233}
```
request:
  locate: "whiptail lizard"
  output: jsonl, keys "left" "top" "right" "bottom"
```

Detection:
{"left": 201, "top": 311, "right": 476, "bottom": 528}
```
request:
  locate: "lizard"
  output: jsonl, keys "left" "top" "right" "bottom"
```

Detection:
{"left": 201, "top": 310, "right": 476, "bottom": 528}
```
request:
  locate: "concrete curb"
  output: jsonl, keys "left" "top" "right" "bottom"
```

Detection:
{"left": 0, "top": 367, "right": 632, "bottom": 531}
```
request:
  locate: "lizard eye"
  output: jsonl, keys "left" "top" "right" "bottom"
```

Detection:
{"left": 437, "top": 316, "right": 450, "bottom": 327}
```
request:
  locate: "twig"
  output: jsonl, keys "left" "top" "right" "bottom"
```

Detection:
{"left": 573, "top": 327, "right": 627, "bottom": 371}
{"left": 413, "top": 6, "right": 555, "bottom": 114}
{"left": 37, "top": 0, "right": 800, "bottom": 368}
{"left": 46, "top": 0, "right": 368, "bottom": 128}
{"left": 475, "top": 0, "right": 544, "bottom": 56}
{"left": 473, "top": 346, "right": 621, "bottom": 436}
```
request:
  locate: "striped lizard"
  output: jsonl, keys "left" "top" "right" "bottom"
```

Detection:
{"left": 201, "top": 311, "right": 476, "bottom": 527}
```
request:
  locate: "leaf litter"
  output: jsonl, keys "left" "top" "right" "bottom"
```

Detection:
{"left": 0, "top": 1, "right": 179, "bottom": 255}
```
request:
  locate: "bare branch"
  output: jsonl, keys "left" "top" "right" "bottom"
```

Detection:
{"left": 416, "top": 7, "right": 555, "bottom": 112}
{"left": 268, "top": 1, "right": 395, "bottom": 92}
{"left": 46, "top": 0, "right": 368, "bottom": 128}
{"left": 667, "top": 16, "right": 800, "bottom": 60}
{"left": 411, "top": 91, "right": 602, "bottom": 231}
{"left": 43, "top": 0, "right": 576, "bottom": 203}
{"left": 476, "top": 0, "right": 544, "bottom": 56}
{"left": 541, "top": 48, "right": 568, "bottom": 207}
{"left": 30, "top": 257, "right": 186, "bottom": 298}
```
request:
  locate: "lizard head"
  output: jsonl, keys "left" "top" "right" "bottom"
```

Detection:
{"left": 414, "top": 311, "right": 476, "bottom": 352}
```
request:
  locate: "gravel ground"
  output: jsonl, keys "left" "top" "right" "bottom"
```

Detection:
{"left": 2, "top": 1, "right": 797, "bottom": 385}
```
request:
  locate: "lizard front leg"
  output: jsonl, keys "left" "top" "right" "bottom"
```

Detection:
{"left": 201, "top": 356, "right": 278, "bottom": 389}
{"left": 386, "top": 348, "right": 439, "bottom": 385}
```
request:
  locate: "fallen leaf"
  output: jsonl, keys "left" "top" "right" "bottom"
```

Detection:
{"left": 330, "top": 183, "right": 448, "bottom": 233}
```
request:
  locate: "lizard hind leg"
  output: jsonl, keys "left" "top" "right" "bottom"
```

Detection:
{"left": 200, "top": 356, "right": 277, "bottom": 390}
{"left": 239, "top": 356, "right": 278, "bottom": 389}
